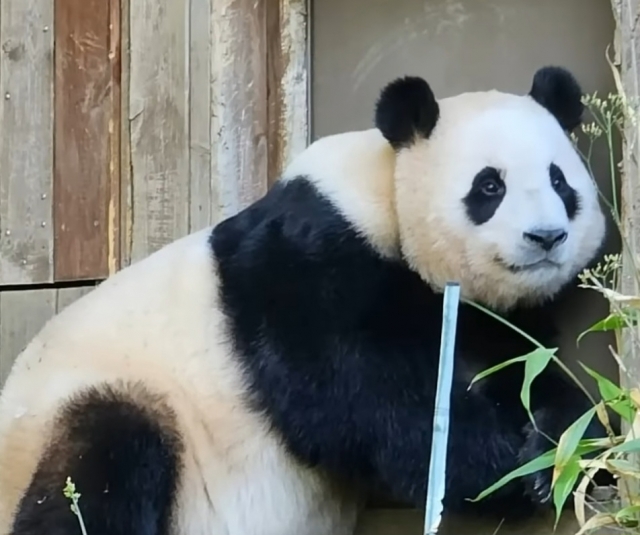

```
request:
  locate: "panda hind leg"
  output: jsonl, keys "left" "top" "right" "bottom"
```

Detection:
{"left": 10, "top": 381, "right": 183, "bottom": 535}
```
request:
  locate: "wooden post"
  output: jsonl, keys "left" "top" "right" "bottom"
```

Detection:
{"left": 267, "top": 0, "right": 309, "bottom": 186}
{"left": 609, "top": 0, "right": 640, "bottom": 398}
{"left": 210, "top": 0, "right": 269, "bottom": 222}
{"left": 609, "top": 0, "right": 640, "bottom": 503}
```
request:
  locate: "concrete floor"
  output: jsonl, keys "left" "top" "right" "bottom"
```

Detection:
{"left": 355, "top": 508, "right": 590, "bottom": 535}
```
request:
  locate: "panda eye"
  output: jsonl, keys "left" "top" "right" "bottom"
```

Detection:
{"left": 480, "top": 179, "right": 502, "bottom": 196}
{"left": 550, "top": 164, "right": 567, "bottom": 191}
{"left": 475, "top": 168, "right": 505, "bottom": 197}
{"left": 464, "top": 167, "right": 506, "bottom": 224}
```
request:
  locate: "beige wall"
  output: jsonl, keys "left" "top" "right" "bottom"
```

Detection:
{"left": 311, "top": 0, "right": 618, "bottom": 533}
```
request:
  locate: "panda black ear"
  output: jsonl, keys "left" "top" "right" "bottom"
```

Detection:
{"left": 374, "top": 76, "right": 440, "bottom": 150}
{"left": 529, "top": 66, "right": 584, "bottom": 132}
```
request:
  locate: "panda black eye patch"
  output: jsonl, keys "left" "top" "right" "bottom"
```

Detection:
{"left": 463, "top": 166, "right": 506, "bottom": 225}
{"left": 549, "top": 163, "right": 579, "bottom": 220}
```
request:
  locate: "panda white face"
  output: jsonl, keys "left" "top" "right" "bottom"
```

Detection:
{"left": 378, "top": 68, "right": 607, "bottom": 310}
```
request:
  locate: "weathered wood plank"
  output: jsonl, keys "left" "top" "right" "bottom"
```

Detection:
{"left": 189, "top": 0, "right": 213, "bottom": 231}
{"left": 0, "top": 285, "right": 96, "bottom": 389}
{"left": 267, "top": 0, "right": 309, "bottom": 185}
{"left": 128, "top": 0, "right": 190, "bottom": 262}
{"left": 267, "top": 1, "right": 284, "bottom": 185}
{"left": 120, "top": 0, "right": 133, "bottom": 268}
{"left": 0, "top": 289, "right": 56, "bottom": 387}
{"left": 56, "top": 284, "right": 96, "bottom": 313}
{"left": 610, "top": 1, "right": 640, "bottom": 379}
{"left": 108, "top": 0, "right": 123, "bottom": 274}
{"left": 609, "top": 0, "right": 640, "bottom": 505}
{"left": 210, "top": 0, "right": 269, "bottom": 221}
{"left": 0, "top": 0, "right": 54, "bottom": 285}
{"left": 53, "top": 0, "right": 117, "bottom": 281}
{"left": 278, "top": 0, "right": 309, "bottom": 168}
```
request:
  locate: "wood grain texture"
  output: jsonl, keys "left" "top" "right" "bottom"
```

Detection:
{"left": 609, "top": 0, "right": 640, "bottom": 504}
{"left": 278, "top": 0, "right": 309, "bottom": 169}
{"left": 0, "top": 289, "right": 56, "bottom": 387}
{"left": 119, "top": 0, "right": 133, "bottom": 268}
{"left": 189, "top": 0, "right": 213, "bottom": 231}
{"left": 267, "top": 1, "right": 284, "bottom": 185}
{"left": 0, "top": 0, "right": 54, "bottom": 285}
{"left": 267, "top": 0, "right": 309, "bottom": 185}
{"left": 128, "top": 0, "right": 189, "bottom": 263}
{"left": 56, "top": 284, "right": 96, "bottom": 313}
{"left": 108, "top": 0, "right": 122, "bottom": 274}
{"left": 210, "top": 0, "right": 269, "bottom": 222}
{"left": 0, "top": 284, "right": 96, "bottom": 389}
{"left": 53, "top": 0, "right": 117, "bottom": 281}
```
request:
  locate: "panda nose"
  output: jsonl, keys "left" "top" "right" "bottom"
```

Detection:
{"left": 523, "top": 228, "right": 568, "bottom": 251}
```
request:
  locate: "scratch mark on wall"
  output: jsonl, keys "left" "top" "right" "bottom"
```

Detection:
{"left": 351, "top": 0, "right": 471, "bottom": 92}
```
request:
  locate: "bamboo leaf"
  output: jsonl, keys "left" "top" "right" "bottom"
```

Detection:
{"left": 554, "top": 407, "right": 596, "bottom": 472}
{"left": 606, "top": 458, "right": 640, "bottom": 479}
{"left": 579, "top": 362, "right": 622, "bottom": 401}
{"left": 520, "top": 348, "right": 556, "bottom": 416}
{"left": 577, "top": 312, "right": 637, "bottom": 345}
{"left": 471, "top": 449, "right": 557, "bottom": 502}
{"left": 608, "top": 437, "right": 640, "bottom": 455}
{"left": 579, "top": 363, "right": 636, "bottom": 423}
{"left": 574, "top": 512, "right": 616, "bottom": 535}
{"left": 615, "top": 504, "right": 640, "bottom": 528}
{"left": 578, "top": 437, "right": 617, "bottom": 449}
{"left": 473, "top": 438, "right": 605, "bottom": 503}
{"left": 630, "top": 388, "right": 640, "bottom": 409}
{"left": 594, "top": 402, "right": 615, "bottom": 441}
{"left": 610, "top": 398, "right": 637, "bottom": 424}
{"left": 552, "top": 458, "right": 582, "bottom": 527}
{"left": 574, "top": 464, "right": 605, "bottom": 527}
{"left": 468, "top": 355, "right": 528, "bottom": 388}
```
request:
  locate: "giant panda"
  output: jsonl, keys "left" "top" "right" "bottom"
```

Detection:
{"left": 0, "top": 65, "right": 611, "bottom": 535}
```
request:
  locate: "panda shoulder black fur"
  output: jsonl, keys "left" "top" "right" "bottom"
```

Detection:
{"left": 0, "top": 65, "right": 610, "bottom": 534}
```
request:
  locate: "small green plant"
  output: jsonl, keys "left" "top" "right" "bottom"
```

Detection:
{"left": 63, "top": 477, "right": 88, "bottom": 535}
{"left": 472, "top": 50, "right": 640, "bottom": 534}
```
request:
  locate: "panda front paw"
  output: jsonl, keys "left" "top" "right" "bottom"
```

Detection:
{"left": 518, "top": 426, "right": 554, "bottom": 506}
{"left": 518, "top": 406, "right": 612, "bottom": 508}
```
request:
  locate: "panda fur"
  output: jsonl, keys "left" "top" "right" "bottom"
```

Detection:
{"left": 0, "top": 65, "right": 610, "bottom": 534}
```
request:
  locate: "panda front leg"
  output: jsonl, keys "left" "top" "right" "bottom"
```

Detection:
{"left": 368, "top": 378, "right": 537, "bottom": 520}
{"left": 6, "top": 382, "right": 182, "bottom": 535}
{"left": 517, "top": 367, "right": 615, "bottom": 506}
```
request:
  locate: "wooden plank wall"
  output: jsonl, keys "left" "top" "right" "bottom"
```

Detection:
{"left": 0, "top": 0, "right": 55, "bottom": 285}
{"left": 54, "top": 0, "right": 122, "bottom": 281}
{"left": 0, "top": 0, "right": 309, "bottom": 385}
{"left": 125, "top": 0, "right": 307, "bottom": 263}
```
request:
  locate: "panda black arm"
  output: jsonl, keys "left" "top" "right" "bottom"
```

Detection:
{"left": 369, "top": 378, "right": 529, "bottom": 513}
{"left": 210, "top": 178, "right": 553, "bottom": 516}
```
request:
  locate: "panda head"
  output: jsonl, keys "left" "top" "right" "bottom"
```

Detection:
{"left": 375, "top": 66, "right": 606, "bottom": 311}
